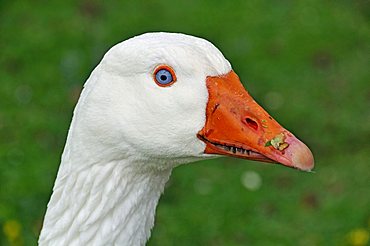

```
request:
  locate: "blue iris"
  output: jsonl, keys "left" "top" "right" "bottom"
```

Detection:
{"left": 155, "top": 69, "right": 173, "bottom": 85}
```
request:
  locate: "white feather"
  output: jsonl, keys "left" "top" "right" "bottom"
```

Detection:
{"left": 39, "top": 32, "right": 232, "bottom": 246}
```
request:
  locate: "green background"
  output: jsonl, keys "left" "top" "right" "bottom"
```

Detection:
{"left": 0, "top": 0, "right": 369, "bottom": 245}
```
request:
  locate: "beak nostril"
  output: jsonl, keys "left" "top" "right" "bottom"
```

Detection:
{"left": 245, "top": 118, "right": 258, "bottom": 130}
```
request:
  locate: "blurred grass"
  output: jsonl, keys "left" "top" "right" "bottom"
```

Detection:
{"left": 0, "top": 0, "right": 369, "bottom": 245}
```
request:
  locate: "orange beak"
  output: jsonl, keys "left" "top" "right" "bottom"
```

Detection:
{"left": 197, "top": 70, "right": 314, "bottom": 171}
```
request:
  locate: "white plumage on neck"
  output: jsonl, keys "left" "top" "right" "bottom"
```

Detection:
{"left": 40, "top": 157, "right": 171, "bottom": 245}
{"left": 39, "top": 33, "right": 232, "bottom": 245}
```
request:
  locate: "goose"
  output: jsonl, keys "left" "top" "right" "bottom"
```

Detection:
{"left": 38, "top": 32, "right": 314, "bottom": 246}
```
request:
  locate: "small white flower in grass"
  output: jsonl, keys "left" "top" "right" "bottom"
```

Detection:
{"left": 241, "top": 171, "right": 262, "bottom": 191}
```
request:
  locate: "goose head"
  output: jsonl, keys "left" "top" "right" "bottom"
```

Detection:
{"left": 73, "top": 32, "right": 314, "bottom": 171}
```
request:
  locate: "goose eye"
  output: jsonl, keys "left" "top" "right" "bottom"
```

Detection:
{"left": 153, "top": 65, "right": 177, "bottom": 87}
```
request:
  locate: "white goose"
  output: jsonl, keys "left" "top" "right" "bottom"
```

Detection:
{"left": 39, "top": 32, "right": 314, "bottom": 246}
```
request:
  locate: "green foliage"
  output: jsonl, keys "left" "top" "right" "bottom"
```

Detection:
{"left": 0, "top": 0, "right": 369, "bottom": 245}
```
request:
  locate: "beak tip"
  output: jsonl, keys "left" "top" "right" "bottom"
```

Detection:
{"left": 292, "top": 149, "right": 314, "bottom": 171}
{"left": 288, "top": 139, "right": 315, "bottom": 171}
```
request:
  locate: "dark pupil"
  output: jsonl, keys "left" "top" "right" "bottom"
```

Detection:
{"left": 160, "top": 75, "right": 167, "bottom": 81}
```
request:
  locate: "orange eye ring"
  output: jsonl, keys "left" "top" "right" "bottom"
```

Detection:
{"left": 153, "top": 65, "right": 177, "bottom": 87}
